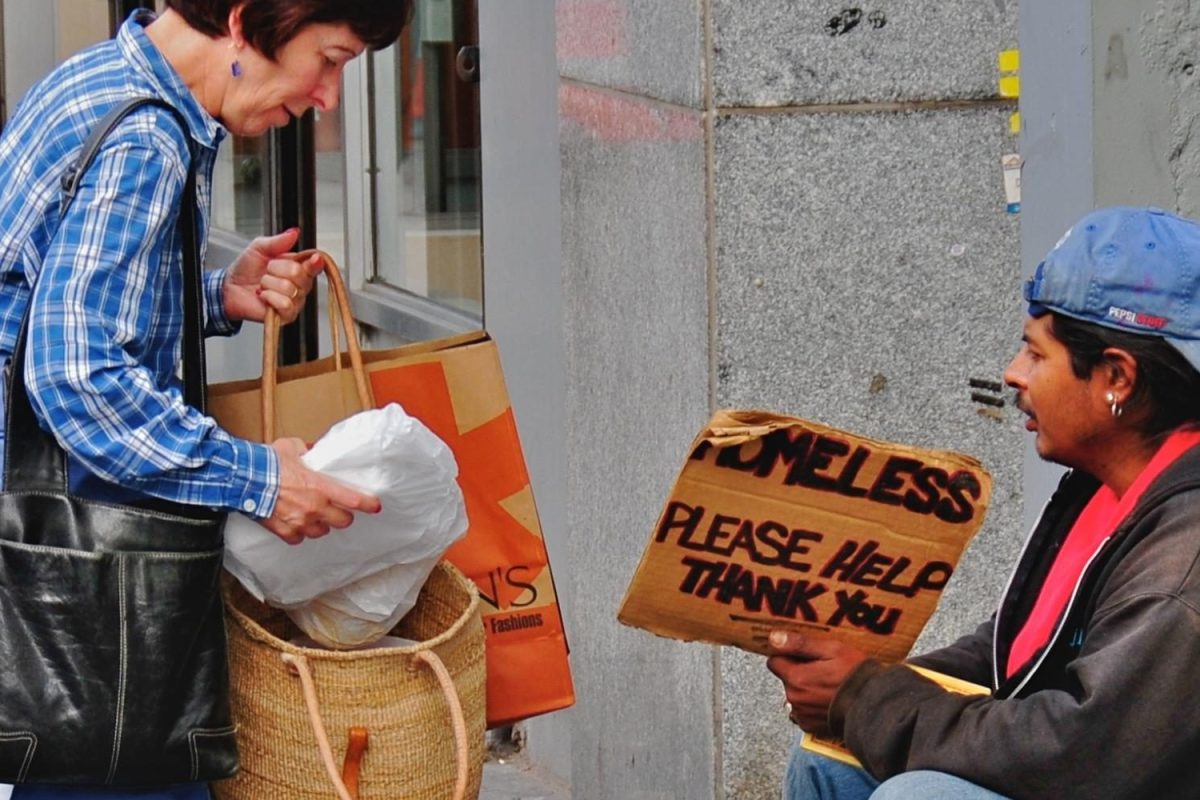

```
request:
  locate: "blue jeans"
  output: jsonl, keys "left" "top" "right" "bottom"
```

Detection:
{"left": 8, "top": 788, "right": 208, "bottom": 800}
{"left": 784, "top": 738, "right": 1011, "bottom": 800}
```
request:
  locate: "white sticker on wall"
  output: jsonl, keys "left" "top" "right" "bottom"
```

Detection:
{"left": 1002, "top": 153, "right": 1023, "bottom": 214}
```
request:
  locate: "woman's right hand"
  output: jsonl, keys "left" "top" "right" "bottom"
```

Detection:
{"left": 259, "top": 438, "right": 381, "bottom": 545}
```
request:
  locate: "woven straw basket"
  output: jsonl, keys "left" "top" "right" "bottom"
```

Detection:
{"left": 213, "top": 562, "right": 486, "bottom": 800}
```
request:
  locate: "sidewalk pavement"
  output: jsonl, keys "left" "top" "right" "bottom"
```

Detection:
{"left": 479, "top": 756, "right": 570, "bottom": 800}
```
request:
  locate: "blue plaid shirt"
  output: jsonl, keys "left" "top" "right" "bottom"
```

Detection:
{"left": 0, "top": 11, "right": 278, "bottom": 519}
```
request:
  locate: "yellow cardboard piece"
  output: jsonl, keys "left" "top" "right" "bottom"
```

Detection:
{"left": 801, "top": 666, "right": 990, "bottom": 767}
{"left": 618, "top": 410, "right": 993, "bottom": 663}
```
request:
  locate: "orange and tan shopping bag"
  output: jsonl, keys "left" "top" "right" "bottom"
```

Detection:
{"left": 360, "top": 334, "right": 574, "bottom": 728}
{"left": 208, "top": 251, "right": 575, "bottom": 728}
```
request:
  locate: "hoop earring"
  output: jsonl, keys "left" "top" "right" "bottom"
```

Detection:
{"left": 1106, "top": 391, "right": 1123, "bottom": 418}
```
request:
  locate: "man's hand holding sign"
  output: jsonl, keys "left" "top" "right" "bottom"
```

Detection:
{"left": 766, "top": 630, "right": 868, "bottom": 734}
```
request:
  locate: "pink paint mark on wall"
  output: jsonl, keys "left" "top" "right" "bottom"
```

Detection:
{"left": 559, "top": 83, "right": 702, "bottom": 143}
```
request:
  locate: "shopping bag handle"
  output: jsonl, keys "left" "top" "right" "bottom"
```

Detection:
{"left": 280, "top": 651, "right": 470, "bottom": 800}
{"left": 261, "top": 250, "right": 373, "bottom": 441}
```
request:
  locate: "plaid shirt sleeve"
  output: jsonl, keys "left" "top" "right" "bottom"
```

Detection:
{"left": 204, "top": 266, "right": 240, "bottom": 336}
{"left": 24, "top": 125, "right": 279, "bottom": 518}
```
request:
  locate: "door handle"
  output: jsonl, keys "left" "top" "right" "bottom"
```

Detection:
{"left": 456, "top": 46, "right": 480, "bottom": 83}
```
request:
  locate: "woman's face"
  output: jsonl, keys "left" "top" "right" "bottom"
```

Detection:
{"left": 222, "top": 22, "right": 365, "bottom": 136}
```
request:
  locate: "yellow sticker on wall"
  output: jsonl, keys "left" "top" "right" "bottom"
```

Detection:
{"left": 998, "top": 49, "right": 1020, "bottom": 73}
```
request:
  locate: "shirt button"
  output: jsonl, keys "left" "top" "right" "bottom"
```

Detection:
{"left": 242, "top": 498, "right": 258, "bottom": 514}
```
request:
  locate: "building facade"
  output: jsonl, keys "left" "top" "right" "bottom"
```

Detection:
{"left": 3, "top": 1, "right": 1198, "bottom": 797}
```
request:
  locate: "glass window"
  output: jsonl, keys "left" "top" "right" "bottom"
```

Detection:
{"left": 211, "top": 134, "right": 268, "bottom": 239}
{"left": 372, "top": 1, "right": 482, "bottom": 317}
{"left": 327, "top": 0, "right": 483, "bottom": 328}
{"left": 54, "top": 0, "right": 110, "bottom": 60}
{"left": 315, "top": 104, "right": 348, "bottom": 266}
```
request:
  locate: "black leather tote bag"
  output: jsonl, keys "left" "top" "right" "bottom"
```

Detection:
{"left": 0, "top": 99, "right": 237, "bottom": 786}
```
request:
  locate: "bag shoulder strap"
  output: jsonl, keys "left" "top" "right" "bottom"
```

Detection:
{"left": 61, "top": 98, "right": 207, "bottom": 407}
{"left": 61, "top": 99, "right": 188, "bottom": 206}
{"left": 5, "top": 97, "right": 206, "bottom": 494}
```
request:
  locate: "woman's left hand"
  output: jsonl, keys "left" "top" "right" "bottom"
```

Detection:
{"left": 223, "top": 228, "right": 324, "bottom": 324}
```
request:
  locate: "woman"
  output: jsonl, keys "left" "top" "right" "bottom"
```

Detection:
{"left": 768, "top": 206, "right": 1200, "bottom": 799}
{"left": 0, "top": 1, "right": 411, "bottom": 797}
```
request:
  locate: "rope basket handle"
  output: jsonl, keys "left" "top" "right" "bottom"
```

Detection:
{"left": 280, "top": 651, "right": 470, "bottom": 800}
{"left": 261, "top": 250, "right": 373, "bottom": 442}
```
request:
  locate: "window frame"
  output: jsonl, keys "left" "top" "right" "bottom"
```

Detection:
{"left": 338, "top": 43, "right": 481, "bottom": 342}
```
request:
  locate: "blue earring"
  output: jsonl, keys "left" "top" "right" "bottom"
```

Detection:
{"left": 231, "top": 59, "right": 243, "bottom": 78}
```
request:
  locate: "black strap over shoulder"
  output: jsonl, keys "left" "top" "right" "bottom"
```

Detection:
{"left": 60, "top": 99, "right": 183, "bottom": 206}
{"left": 5, "top": 97, "right": 207, "bottom": 494}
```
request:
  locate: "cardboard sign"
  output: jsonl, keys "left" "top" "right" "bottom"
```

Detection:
{"left": 619, "top": 410, "right": 992, "bottom": 662}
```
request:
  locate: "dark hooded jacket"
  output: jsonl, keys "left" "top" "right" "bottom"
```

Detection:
{"left": 829, "top": 442, "right": 1200, "bottom": 799}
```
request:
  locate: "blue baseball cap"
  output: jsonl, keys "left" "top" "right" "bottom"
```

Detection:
{"left": 1024, "top": 206, "right": 1200, "bottom": 373}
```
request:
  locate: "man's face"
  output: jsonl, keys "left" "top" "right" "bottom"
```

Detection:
{"left": 1004, "top": 314, "right": 1110, "bottom": 469}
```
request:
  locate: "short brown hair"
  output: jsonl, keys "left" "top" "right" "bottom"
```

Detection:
{"left": 164, "top": 0, "right": 413, "bottom": 59}
{"left": 1049, "top": 312, "right": 1200, "bottom": 439}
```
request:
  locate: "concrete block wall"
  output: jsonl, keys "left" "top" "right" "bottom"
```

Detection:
{"left": 557, "top": 2, "right": 1021, "bottom": 797}
{"left": 1093, "top": 0, "right": 1200, "bottom": 214}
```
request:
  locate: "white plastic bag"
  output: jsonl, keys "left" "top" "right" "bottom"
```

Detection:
{"left": 224, "top": 403, "right": 468, "bottom": 647}
{"left": 287, "top": 561, "right": 435, "bottom": 648}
